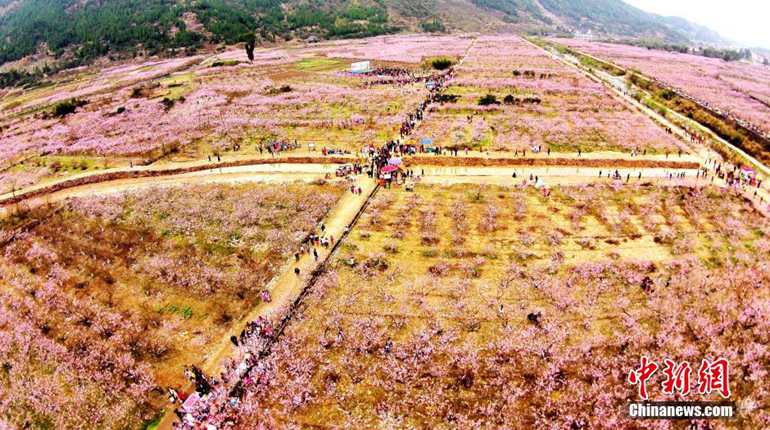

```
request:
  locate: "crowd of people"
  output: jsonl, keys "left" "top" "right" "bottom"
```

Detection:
{"left": 170, "top": 223, "right": 339, "bottom": 429}
{"left": 355, "top": 67, "right": 444, "bottom": 88}
{"left": 259, "top": 140, "right": 300, "bottom": 156}
{"left": 168, "top": 64, "right": 464, "bottom": 429}
{"left": 359, "top": 67, "right": 419, "bottom": 87}
{"left": 167, "top": 51, "right": 770, "bottom": 429}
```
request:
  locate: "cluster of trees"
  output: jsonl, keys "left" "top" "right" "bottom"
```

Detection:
{"left": 195, "top": 0, "right": 392, "bottom": 45}
{"left": 47, "top": 98, "right": 88, "bottom": 118}
{"left": 0, "top": 67, "right": 50, "bottom": 88}
{"left": 478, "top": 94, "right": 500, "bottom": 106}
{"left": 696, "top": 46, "right": 752, "bottom": 62}
{"left": 617, "top": 40, "right": 753, "bottom": 62}
{"left": 419, "top": 17, "right": 445, "bottom": 33}
{"left": 0, "top": 0, "right": 396, "bottom": 88}
{"left": 478, "top": 94, "right": 542, "bottom": 106}
{"left": 429, "top": 57, "right": 453, "bottom": 70}
{"left": 0, "top": 0, "right": 189, "bottom": 65}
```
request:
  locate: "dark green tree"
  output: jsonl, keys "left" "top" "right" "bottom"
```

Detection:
{"left": 242, "top": 33, "right": 256, "bottom": 62}
{"left": 478, "top": 94, "right": 499, "bottom": 106}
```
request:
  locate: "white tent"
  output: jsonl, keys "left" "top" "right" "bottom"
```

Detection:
{"left": 351, "top": 61, "right": 371, "bottom": 74}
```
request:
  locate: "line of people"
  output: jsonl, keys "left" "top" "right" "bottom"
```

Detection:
{"left": 170, "top": 61, "right": 463, "bottom": 430}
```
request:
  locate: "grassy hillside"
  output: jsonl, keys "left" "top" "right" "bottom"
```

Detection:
{"left": 0, "top": 0, "right": 393, "bottom": 65}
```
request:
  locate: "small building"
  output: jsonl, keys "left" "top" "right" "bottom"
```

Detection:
{"left": 351, "top": 61, "right": 371, "bottom": 74}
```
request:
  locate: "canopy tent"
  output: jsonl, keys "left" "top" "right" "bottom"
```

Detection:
{"left": 420, "top": 137, "right": 433, "bottom": 146}
{"left": 388, "top": 157, "right": 402, "bottom": 165}
{"left": 741, "top": 166, "right": 756, "bottom": 178}
{"left": 381, "top": 165, "right": 399, "bottom": 174}
{"left": 351, "top": 61, "right": 371, "bottom": 74}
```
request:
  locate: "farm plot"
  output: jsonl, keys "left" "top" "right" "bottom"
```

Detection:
{"left": 0, "top": 34, "right": 465, "bottom": 193}
{"left": 413, "top": 35, "right": 686, "bottom": 154}
{"left": 553, "top": 39, "right": 770, "bottom": 136}
{"left": 0, "top": 181, "right": 345, "bottom": 429}
{"left": 205, "top": 183, "right": 770, "bottom": 429}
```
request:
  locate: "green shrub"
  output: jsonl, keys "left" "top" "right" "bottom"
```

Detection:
{"left": 478, "top": 94, "right": 499, "bottom": 106}
{"left": 419, "top": 18, "right": 445, "bottom": 33}
{"left": 50, "top": 99, "right": 86, "bottom": 118}
{"left": 430, "top": 57, "right": 453, "bottom": 70}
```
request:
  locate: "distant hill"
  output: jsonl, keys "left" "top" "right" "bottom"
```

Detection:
{"left": 0, "top": 0, "right": 725, "bottom": 74}
{"left": 407, "top": 0, "right": 726, "bottom": 44}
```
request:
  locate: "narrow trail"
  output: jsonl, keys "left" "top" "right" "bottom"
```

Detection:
{"left": 155, "top": 177, "right": 377, "bottom": 430}
{"left": 158, "top": 35, "right": 479, "bottom": 430}
{"left": 0, "top": 154, "right": 353, "bottom": 206}
{"left": 537, "top": 39, "right": 770, "bottom": 215}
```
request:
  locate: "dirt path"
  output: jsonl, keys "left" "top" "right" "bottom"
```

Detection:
{"left": 1, "top": 155, "right": 701, "bottom": 210}
{"left": 154, "top": 176, "right": 377, "bottom": 430}
{"left": 0, "top": 167, "right": 341, "bottom": 217}
{"left": 539, "top": 40, "right": 770, "bottom": 215}
{"left": 1, "top": 162, "right": 701, "bottom": 217}
{"left": 0, "top": 155, "right": 355, "bottom": 206}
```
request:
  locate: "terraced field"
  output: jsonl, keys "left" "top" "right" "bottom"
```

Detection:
{"left": 189, "top": 184, "right": 770, "bottom": 429}
{"left": 412, "top": 36, "right": 686, "bottom": 154}
{"left": 0, "top": 181, "right": 345, "bottom": 428}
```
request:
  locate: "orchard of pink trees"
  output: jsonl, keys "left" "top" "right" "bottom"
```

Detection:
{"left": 555, "top": 39, "right": 770, "bottom": 136}
{"left": 175, "top": 184, "right": 770, "bottom": 429}
{"left": 413, "top": 36, "right": 686, "bottom": 153}
{"left": 0, "top": 182, "right": 344, "bottom": 428}
{"left": 2, "top": 30, "right": 770, "bottom": 430}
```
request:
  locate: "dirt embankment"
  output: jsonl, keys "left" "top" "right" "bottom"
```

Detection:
{"left": 0, "top": 156, "right": 350, "bottom": 206}
{"left": 405, "top": 156, "right": 700, "bottom": 169}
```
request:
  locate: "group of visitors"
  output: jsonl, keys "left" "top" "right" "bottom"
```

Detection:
{"left": 696, "top": 158, "right": 769, "bottom": 208}
{"left": 258, "top": 140, "right": 300, "bottom": 156}
{"left": 321, "top": 146, "right": 353, "bottom": 156}
{"left": 399, "top": 73, "right": 453, "bottom": 139}
{"left": 358, "top": 67, "right": 420, "bottom": 87}
{"left": 169, "top": 285, "right": 284, "bottom": 428}
{"left": 296, "top": 228, "right": 335, "bottom": 263}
